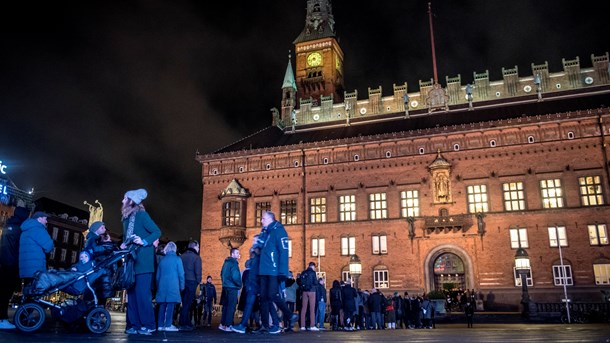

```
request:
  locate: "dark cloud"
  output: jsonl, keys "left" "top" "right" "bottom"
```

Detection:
{"left": 0, "top": 1, "right": 607, "bottom": 240}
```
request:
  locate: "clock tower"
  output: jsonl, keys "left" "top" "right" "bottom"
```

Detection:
{"left": 293, "top": 0, "right": 345, "bottom": 104}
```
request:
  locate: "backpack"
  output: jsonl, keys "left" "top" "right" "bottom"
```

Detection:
{"left": 300, "top": 269, "right": 316, "bottom": 291}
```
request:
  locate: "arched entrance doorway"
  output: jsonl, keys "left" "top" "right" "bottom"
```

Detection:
{"left": 433, "top": 253, "right": 466, "bottom": 291}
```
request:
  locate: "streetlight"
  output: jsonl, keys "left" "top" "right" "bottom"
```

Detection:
{"left": 349, "top": 254, "right": 362, "bottom": 290}
{"left": 514, "top": 247, "right": 535, "bottom": 319}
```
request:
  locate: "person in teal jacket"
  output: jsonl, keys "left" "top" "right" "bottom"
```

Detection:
{"left": 219, "top": 248, "right": 241, "bottom": 331}
{"left": 120, "top": 188, "right": 162, "bottom": 335}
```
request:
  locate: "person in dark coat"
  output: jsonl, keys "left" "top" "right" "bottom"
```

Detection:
{"left": 231, "top": 244, "right": 260, "bottom": 334}
{"left": 119, "top": 188, "right": 162, "bottom": 335}
{"left": 178, "top": 240, "right": 202, "bottom": 331}
{"left": 341, "top": 280, "right": 358, "bottom": 330}
{"left": 315, "top": 278, "right": 327, "bottom": 330}
{"left": 329, "top": 280, "right": 342, "bottom": 331}
{"left": 84, "top": 221, "right": 107, "bottom": 256}
{"left": 219, "top": 248, "right": 241, "bottom": 331}
{"left": 155, "top": 241, "right": 184, "bottom": 332}
{"left": 0, "top": 206, "right": 29, "bottom": 329}
{"left": 202, "top": 276, "right": 217, "bottom": 327}
{"left": 19, "top": 211, "right": 54, "bottom": 284}
{"left": 464, "top": 300, "right": 475, "bottom": 328}
{"left": 368, "top": 288, "right": 384, "bottom": 330}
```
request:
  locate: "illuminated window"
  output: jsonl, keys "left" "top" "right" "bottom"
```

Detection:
{"left": 579, "top": 176, "right": 604, "bottom": 206}
{"left": 61, "top": 248, "right": 67, "bottom": 262}
{"left": 510, "top": 227, "right": 529, "bottom": 249}
{"left": 288, "top": 239, "right": 292, "bottom": 258}
{"left": 373, "top": 266, "right": 389, "bottom": 289}
{"left": 339, "top": 195, "right": 356, "bottom": 221}
{"left": 280, "top": 199, "right": 298, "bottom": 225}
{"left": 467, "top": 185, "right": 489, "bottom": 213}
{"left": 341, "top": 268, "right": 353, "bottom": 284}
{"left": 341, "top": 236, "right": 355, "bottom": 256}
{"left": 400, "top": 190, "right": 420, "bottom": 217}
{"left": 548, "top": 226, "right": 568, "bottom": 247}
{"left": 310, "top": 197, "right": 327, "bottom": 223}
{"left": 62, "top": 230, "right": 70, "bottom": 243}
{"left": 588, "top": 224, "right": 608, "bottom": 246}
{"left": 552, "top": 264, "right": 573, "bottom": 286}
{"left": 221, "top": 201, "right": 242, "bottom": 226}
{"left": 312, "top": 237, "right": 326, "bottom": 257}
{"left": 513, "top": 268, "right": 533, "bottom": 287}
{"left": 372, "top": 234, "right": 387, "bottom": 255}
{"left": 369, "top": 193, "right": 387, "bottom": 219}
{"left": 540, "top": 179, "right": 564, "bottom": 208}
{"left": 52, "top": 227, "right": 59, "bottom": 240}
{"left": 594, "top": 263, "right": 610, "bottom": 285}
{"left": 71, "top": 251, "right": 78, "bottom": 264}
{"left": 503, "top": 182, "right": 525, "bottom": 211}
{"left": 254, "top": 202, "right": 271, "bottom": 226}
{"left": 72, "top": 233, "right": 80, "bottom": 246}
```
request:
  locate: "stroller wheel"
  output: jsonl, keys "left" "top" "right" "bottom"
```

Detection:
{"left": 86, "top": 307, "right": 111, "bottom": 334}
{"left": 14, "top": 302, "right": 46, "bottom": 332}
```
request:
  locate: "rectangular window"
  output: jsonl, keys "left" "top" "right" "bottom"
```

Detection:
{"left": 503, "top": 182, "right": 526, "bottom": 211}
{"left": 288, "top": 239, "right": 292, "bottom": 258}
{"left": 60, "top": 248, "right": 67, "bottom": 262}
{"left": 341, "top": 270, "right": 353, "bottom": 284}
{"left": 594, "top": 264, "right": 610, "bottom": 285}
{"left": 372, "top": 234, "right": 387, "bottom": 255}
{"left": 400, "top": 190, "right": 420, "bottom": 217}
{"left": 467, "top": 185, "right": 489, "bottom": 213}
{"left": 71, "top": 251, "right": 78, "bottom": 264}
{"left": 552, "top": 265, "right": 573, "bottom": 286}
{"left": 50, "top": 247, "right": 56, "bottom": 260}
{"left": 374, "top": 269, "right": 389, "bottom": 289}
{"left": 548, "top": 226, "right": 568, "bottom": 247}
{"left": 255, "top": 201, "right": 271, "bottom": 226}
{"left": 280, "top": 199, "right": 298, "bottom": 225}
{"left": 514, "top": 268, "right": 533, "bottom": 287}
{"left": 309, "top": 197, "right": 327, "bottom": 223}
{"left": 541, "top": 179, "right": 564, "bottom": 208}
{"left": 588, "top": 224, "right": 609, "bottom": 245}
{"left": 222, "top": 201, "right": 242, "bottom": 226}
{"left": 510, "top": 227, "right": 529, "bottom": 248}
{"left": 338, "top": 195, "right": 356, "bottom": 221}
{"left": 312, "top": 238, "right": 326, "bottom": 257}
{"left": 341, "top": 236, "right": 355, "bottom": 256}
{"left": 369, "top": 193, "right": 387, "bottom": 219}
{"left": 52, "top": 227, "right": 58, "bottom": 240}
{"left": 62, "top": 230, "right": 70, "bottom": 244}
{"left": 72, "top": 233, "right": 80, "bottom": 246}
{"left": 579, "top": 176, "right": 604, "bottom": 206}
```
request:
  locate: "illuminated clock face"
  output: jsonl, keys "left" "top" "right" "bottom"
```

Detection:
{"left": 307, "top": 52, "right": 322, "bottom": 67}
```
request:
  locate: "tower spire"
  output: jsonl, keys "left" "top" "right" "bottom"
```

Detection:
{"left": 428, "top": 2, "right": 438, "bottom": 84}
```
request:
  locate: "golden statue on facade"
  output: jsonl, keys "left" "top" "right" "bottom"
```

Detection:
{"left": 83, "top": 200, "right": 104, "bottom": 237}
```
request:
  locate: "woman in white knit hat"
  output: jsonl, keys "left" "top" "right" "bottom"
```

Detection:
{"left": 120, "top": 188, "right": 162, "bottom": 335}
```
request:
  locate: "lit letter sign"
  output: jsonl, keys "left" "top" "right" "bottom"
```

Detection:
{"left": 0, "top": 161, "right": 6, "bottom": 175}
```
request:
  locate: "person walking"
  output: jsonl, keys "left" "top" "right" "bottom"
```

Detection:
{"left": 219, "top": 248, "right": 241, "bottom": 332}
{"left": 0, "top": 207, "right": 28, "bottom": 329}
{"left": 202, "top": 276, "right": 217, "bottom": 327}
{"left": 256, "top": 211, "right": 298, "bottom": 334}
{"left": 19, "top": 211, "right": 54, "bottom": 286}
{"left": 119, "top": 188, "right": 162, "bottom": 336}
{"left": 155, "top": 242, "right": 184, "bottom": 332}
{"left": 231, "top": 243, "right": 261, "bottom": 334}
{"left": 299, "top": 262, "right": 319, "bottom": 331}
{"left": 178, "top": 240, "right": 202, "bottom": 331}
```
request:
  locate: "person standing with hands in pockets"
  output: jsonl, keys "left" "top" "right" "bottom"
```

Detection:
{"left": 120, "top": 188, "right": 162, "bottom": 336}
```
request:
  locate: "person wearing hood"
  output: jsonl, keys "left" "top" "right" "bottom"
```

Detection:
{"left": 19, "top": 211, "right": 54, "bottom": 285}
{"left": 0, "top": 206, "right": 29, "bottom": 329}
{"left": 178, "top": 240, "right": 202, "bottom": 331}
{"left": 84, "top": 221, "right": 107, "bottom": 257}
{"left": 119, "top": 188, "right": 162, "bottom": 336}
{"left": 219, "top": 248, "right": 241, "bottom": 331}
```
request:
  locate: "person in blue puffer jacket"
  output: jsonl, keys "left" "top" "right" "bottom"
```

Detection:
{"left": 19, "top": 211, "right": 54, "bottom": 285}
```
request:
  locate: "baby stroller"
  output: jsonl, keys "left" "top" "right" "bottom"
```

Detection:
{"left": 13, "top": 245, "right": 136, "bottom": 333}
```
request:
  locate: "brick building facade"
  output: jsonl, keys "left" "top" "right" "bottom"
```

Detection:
{"left": 197, "top": 0, "right": 610, "bottom": 310}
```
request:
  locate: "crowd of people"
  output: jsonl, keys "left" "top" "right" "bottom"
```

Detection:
{"left": 0, "top": 191, "right": 478, "bottom": 335}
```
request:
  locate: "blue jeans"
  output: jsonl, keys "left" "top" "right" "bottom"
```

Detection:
{"left": 157, "top": 302, "right": 176, "bottom": 328}
{"left": 237, "top": 291, "right": 257, "bottom": 327}
{"left": 371, "top": 311, "right": 383, "bottom": 329}
{"left": 316, "top": 301, "right": 326, "bottom": 328}
{"left": 203, "top": 301, "right": 213, "bottom": 325}
{"left": 220, "top": 288, "right": 238, "bottom": 326}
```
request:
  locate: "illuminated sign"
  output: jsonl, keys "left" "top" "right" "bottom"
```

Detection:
{"left": 0, "top": 184, "right": 7, "bottom": 195}
{"left": 0, "top": 161, "right": 6, "bottom": 175}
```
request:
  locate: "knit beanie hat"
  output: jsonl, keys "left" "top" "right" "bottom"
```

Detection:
{"left": 125, "top": 188, "right": 148, "bottom": 204}
{"left": 90, "top": 221, "right": 105, "bottom": 234}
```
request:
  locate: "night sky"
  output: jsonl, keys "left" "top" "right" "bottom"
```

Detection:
{"left": 0, "top": 1, "right": 607, "bottom": 241}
